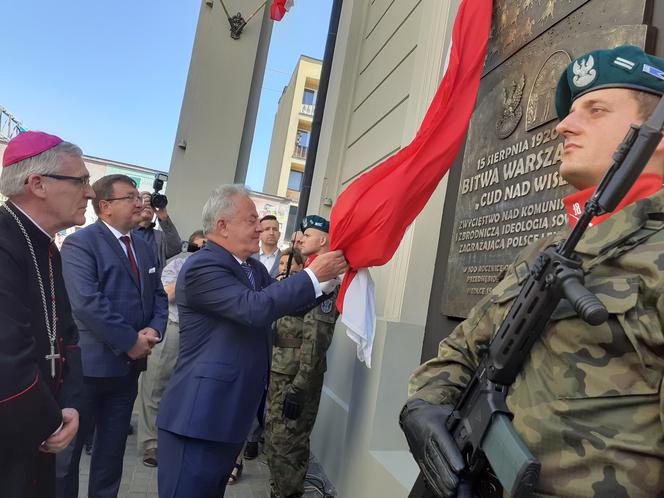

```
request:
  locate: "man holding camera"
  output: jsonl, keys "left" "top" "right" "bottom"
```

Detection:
{"left": 132, "top": 190, "right": 182, "bottom": 275}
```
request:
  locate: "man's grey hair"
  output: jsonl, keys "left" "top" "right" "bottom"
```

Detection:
{"left": 202, "top": 184, "right": 251, "bottom": 235}
{"left": 0, "top": 141, "right": 83, "bottom": 197}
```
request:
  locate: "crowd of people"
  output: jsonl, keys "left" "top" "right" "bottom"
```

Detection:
{"left": 0, "top": 135, "right": 346, "bottom": 498}
{"left": 2, "top": 44, "right": 664, "bottom": 498}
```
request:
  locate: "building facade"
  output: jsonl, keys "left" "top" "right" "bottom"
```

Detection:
{"left": 304, "top": 1, "right": 460, "bottom": 496}
{"left": 305, "top": 1, "right": 664, "bottom": 497}
{"left": 263, "top": 56, "right": 322, "bottom": 204}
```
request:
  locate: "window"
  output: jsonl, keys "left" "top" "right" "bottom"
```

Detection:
{"left": 288, "top": 170, "right": 304, "bottom": 191}
{"left": 302, "top": 89, "right": 316, "bottom": 106}
{"left": 296, "top": 130, "right": 310, "bottom": 147}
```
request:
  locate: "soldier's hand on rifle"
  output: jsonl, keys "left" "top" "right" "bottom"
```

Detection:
{"left": 400, "top": 399, "right": 466, "bottom": 498}
{"left": 283, "top": 389, "right": 304, "bottom": 420}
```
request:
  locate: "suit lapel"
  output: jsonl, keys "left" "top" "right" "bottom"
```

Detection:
{"left": 96, "top": 221, "right": 141, "bottom": 289}
{"left": 212, "top": 243, "right": 255, "bottom": 290}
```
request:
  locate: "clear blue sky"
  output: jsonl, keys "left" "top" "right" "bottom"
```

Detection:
{"left": 0, "top": 0, "right": 332, "bottom": 191}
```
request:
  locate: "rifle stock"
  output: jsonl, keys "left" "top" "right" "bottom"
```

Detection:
{"left": 483, "top": 414, "right": 539, "bottom": 498}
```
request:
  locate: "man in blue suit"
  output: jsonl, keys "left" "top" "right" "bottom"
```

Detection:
{"left": 61, "top": 174, "right": 168, "bottom": 498}
{"left": 157, "top": 184, "right": 347, "bottom": 498}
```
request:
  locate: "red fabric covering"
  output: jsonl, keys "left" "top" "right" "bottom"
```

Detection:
{"left": 329, "top": 0, "right": 493, "bottom": 312}
{"left": 270, "top": 0, "right": 290, "bottom": 21}
{"left": 563, "top": 173, "right": 663, "bottom": 228}
{"left": 3, "top": 131, "right": 63, "bottom": 167}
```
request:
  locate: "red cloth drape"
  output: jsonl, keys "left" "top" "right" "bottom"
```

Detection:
{"left": 270, "top": 0, "right": 291, "bottom": 21}
{"left": 330, "top": 0, "right": 493, "bottom": 312}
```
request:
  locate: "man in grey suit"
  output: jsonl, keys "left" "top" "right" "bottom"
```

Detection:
{"left": 253, "top": 215, "right": 281, "bottom": 277}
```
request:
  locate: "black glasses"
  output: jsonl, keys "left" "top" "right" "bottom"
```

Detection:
{"left": 40, "top": 174, "right": 91, "bottom": 186}
{"left": 104, "top": 194, "right": 143, "bottom": 203}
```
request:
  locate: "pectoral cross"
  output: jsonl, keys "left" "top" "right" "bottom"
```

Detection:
{"left": 45, "top": 345, "right": 60, "bottom": 378}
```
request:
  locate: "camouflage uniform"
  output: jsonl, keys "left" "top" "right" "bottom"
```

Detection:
{"left": 409, "top": 190, "right": 664, "bottom": 498}
{"left": 265, "top": 287, "right": 340, "bottom": 498}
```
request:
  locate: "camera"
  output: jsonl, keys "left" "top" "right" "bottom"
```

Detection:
{"left": 150, "top": 173, "right": 169, "bottom": 210}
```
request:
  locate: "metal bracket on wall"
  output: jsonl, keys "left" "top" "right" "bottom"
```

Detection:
{"left": 217, "top": 0, "right": 267, "bottom": 40}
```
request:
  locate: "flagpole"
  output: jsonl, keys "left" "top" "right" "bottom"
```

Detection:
{"left": 245, "top": 0, "right": 268, "bottom": 25}
{"left": 217, "top": 0, "right": 232, "bottom": 19}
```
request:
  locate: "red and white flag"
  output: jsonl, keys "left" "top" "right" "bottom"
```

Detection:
{"left": 329, "top": 0, "right": 493, "bottom": 366}
{"left": 270, "top": 0, "right": 294, "bottom": 21}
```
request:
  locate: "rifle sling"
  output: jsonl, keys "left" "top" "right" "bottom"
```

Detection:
{"left": 584, "top": 217, "right": 664, "bottom": 272}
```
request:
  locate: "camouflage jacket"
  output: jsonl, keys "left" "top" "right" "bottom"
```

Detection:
{"left": 409, "top": 189, "right": 664, "bottom": 498}
{"left": 271, "top": 286, "right": 340, "bottom": 392}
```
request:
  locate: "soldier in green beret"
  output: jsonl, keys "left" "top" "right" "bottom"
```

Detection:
{"left": 401, "top": 45, "right": 664, "bottom": 497}
{"left": 265, "top": 215, "right": 340, "bottom": 498}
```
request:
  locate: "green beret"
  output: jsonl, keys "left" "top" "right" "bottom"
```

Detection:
{"left": 300, "top": 215, "right": 329, "bottom": 234}
{"left": 555, "top": 45, "right": 664, "bottom": 119}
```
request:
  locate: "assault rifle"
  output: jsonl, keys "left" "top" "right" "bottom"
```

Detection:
{"left": 445, "top": 95, "right": 664, "bottom": 498}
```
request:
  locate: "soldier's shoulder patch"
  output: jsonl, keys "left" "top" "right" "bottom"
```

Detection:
{"left": 514, "top": 261, "right": 529, "bottom": 284}
{"left": 320, "top": 298, "right": 334, "bottom": 314}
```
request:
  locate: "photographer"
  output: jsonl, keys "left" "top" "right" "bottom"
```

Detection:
{"left": 132, "top": 190, "right": 182, "bottom": 274}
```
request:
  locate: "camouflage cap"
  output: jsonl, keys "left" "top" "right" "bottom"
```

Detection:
{"left": 555, "top": 45, "right": 664, "bottom": 119}
{"left": 300, "top": 215, "right": 329, "bottom": 234}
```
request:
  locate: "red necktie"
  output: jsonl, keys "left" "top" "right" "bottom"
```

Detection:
{"left": 120, "top": 236, "right": 140, "bottom": 283}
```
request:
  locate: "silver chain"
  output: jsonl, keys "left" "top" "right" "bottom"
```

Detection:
{"left": 2, "top": 203, "right": 57, "bottom": 351}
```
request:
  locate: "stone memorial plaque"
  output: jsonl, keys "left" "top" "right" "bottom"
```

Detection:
{"left": 484, "top": 0, "right": 652, "bottom": 74}
{"left": 441, "top": 0, "right": 652, "bottom": 317}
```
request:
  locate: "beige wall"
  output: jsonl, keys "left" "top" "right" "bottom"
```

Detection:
{"left": 166, "top": 0, "right": 273, "bottom": 236}
{"left": 307, "top": 1, "right": 461, "bottom": 496}
{"left": 263, "top": 56, "right": 321, "bottom": 202}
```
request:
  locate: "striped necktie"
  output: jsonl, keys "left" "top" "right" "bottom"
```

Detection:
{"left": 240, "top": 262, "right": 256, "bottom": 290}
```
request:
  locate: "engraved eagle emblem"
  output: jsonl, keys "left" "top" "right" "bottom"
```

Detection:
{"left": 496, "top": 74, "right": 526, "bottom": 139}
{"left": 572, "top": 55, "right": 597, "bottom": 88}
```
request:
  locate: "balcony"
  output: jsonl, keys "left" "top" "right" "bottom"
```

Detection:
{"left": 293, "top": 145, "right": 308, "bottom": 160}
{"left": 300, "top": 103, "right": 315, "bottom": 116}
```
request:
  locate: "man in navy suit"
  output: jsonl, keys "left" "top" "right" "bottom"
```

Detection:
{"left": 157, "top": 184, "right": 347, "bottom": 498}
{"left": 61, "top": 174, "right": 168, "bottom": 498}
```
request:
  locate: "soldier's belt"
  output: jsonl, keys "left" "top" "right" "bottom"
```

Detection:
{"left": 275, "top": 337, "right": 303, "bottom": 348}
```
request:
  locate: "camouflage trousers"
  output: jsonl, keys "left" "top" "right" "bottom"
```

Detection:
{"left": 264, "top": 372, "right": 324, "bottom": 498}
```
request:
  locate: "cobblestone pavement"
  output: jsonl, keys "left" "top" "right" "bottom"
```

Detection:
{"left": 77, "top": 418, "right": 334, "bottom": 498}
